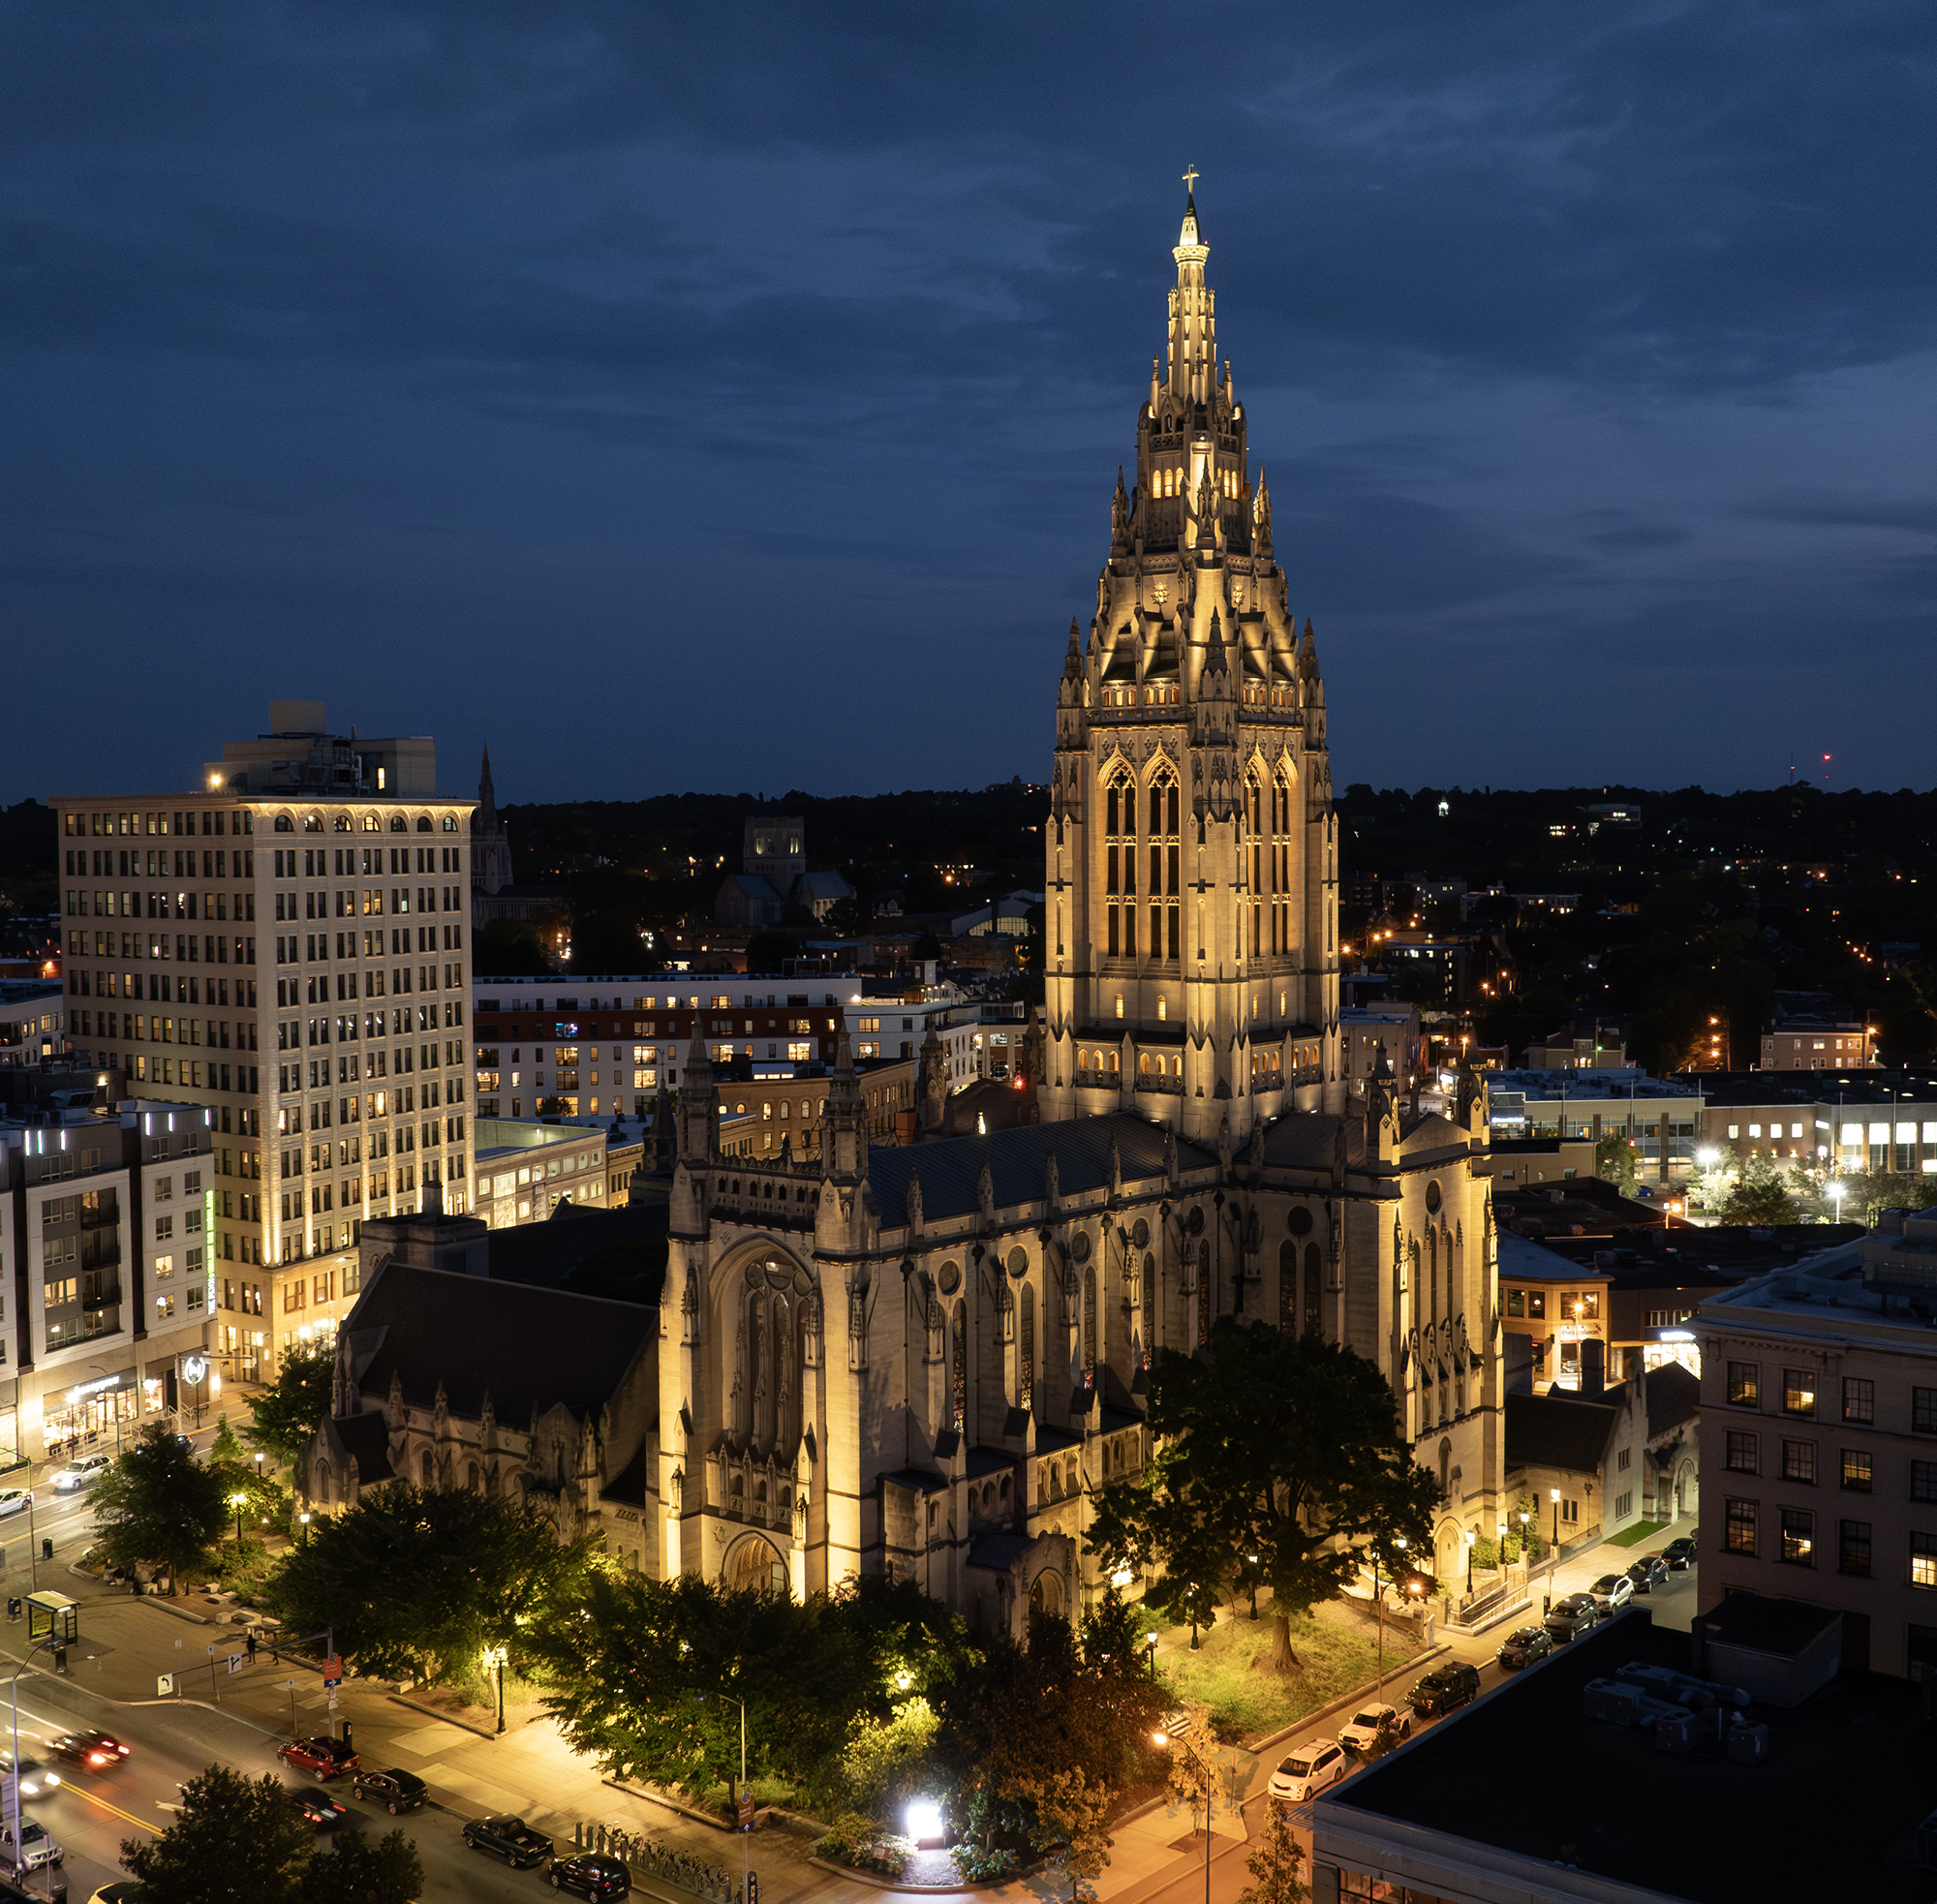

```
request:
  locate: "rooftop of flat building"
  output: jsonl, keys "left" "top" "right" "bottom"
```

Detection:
{"left": 1690, "top": 1069, "right": 1936, "bottom": 1108}
{"left": 1694, "top": 1223, "right": 1937, "bottom": 1348}
{"left": 1488, "top": 1067, "right": 1701, "bottom": 1100}
{"left": 1321, "top": 1610, "right": 1937, "bottom": 1904}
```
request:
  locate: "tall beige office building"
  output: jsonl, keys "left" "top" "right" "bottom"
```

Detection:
{"left": 54, "top": 701, "right": 477, "bottom": 1379}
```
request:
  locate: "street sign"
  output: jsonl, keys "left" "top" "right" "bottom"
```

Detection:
{"left": 323, "top": 1677, "right": 341, "bottom": 1691}
{"left": 156, "top": 1674, "right": 173, "bottom": 1696}
{"left": 226, "top": 1654, "right": 248, "bottom": 1675}
{"left": 321, "top": 1655, "right": 344, "bottom": 1681}
{"left": 326, "top": 1694, "right": 339, "bottom": 1711}
{"left": 737, "top": 1794, "right": 755, "bottom": 1831}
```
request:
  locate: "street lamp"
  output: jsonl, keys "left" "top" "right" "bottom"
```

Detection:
{"left": 1828, "top": 1180, "right": 1846, "bottom": 1229}
{"left": 481, "top": 1644, "right": 507, "bottom": 1735}
{"left": 229, "top": 1491, "right": 247, "bottom": 1549}
{"left": 1145, "top": 1631, "right": 1158, "bottom": 1681}
{"left": 705, "top": 1688, "right": 753, "bottom": 1904}
{"left": 297, "top": 1511, "right": 311, "bottom": 1546}
{"left": 1245, "top": 1552, "right": 1259, "bottom": 1620}
{"left": 1463, "top": 1529, "right": 1476, "bottom": 1598}
{"left": 1151, "top": 1729, "right": 1213, "bottom": 1904}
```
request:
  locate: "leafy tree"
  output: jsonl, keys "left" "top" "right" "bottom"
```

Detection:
{"left": 937, "top": 1606, "right": 1161, "bottom": 1844}
{"left": 531, "top": 1569, "right": 965, "bottom": 1814}
{"left": 122, "top": 1764, "right": 312, "bottom": 1902}
{"left": 839, "top": 1695, "right": 940, "bottom": 1817}
{"left": 294, "top": 1827, "right": 424, "bottom": 1904}
{"left": 1018, "top": 1766, "right": 1113, "bottom": 1904}
{"left": 209, "top": 1412, "right": 245, "bottom": 1467}
{"left": 245, "top": 1338, "right": 337, "bottom": 1468}
{"left": 1716, "top": 1154, "right": 1797, "bottom": 1226}
{"left": 1090, "top": 1320, "right": 1438, "bottom": 1673}
{"left": 1594, "top": 1131, "right": 1638, "bottom": 1195}
{"left": 825, "top": 895, "right": 872, "bottom": 938}
{"left": 911, "top": 930, "right": 943, "bottom": 963}
{"left": 92, "top": 1423, "right": 229, "bottom": 1585}
{"left": 267, "top": 1482, "right": 602, "bottom": 1684}
{"left": 473, "top": 918, "right": 552, "bottom": 976}
{"left": 1239, "top": 1798, "right": 1309, "bottom": 1904}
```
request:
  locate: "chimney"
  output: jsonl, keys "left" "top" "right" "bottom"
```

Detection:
{"left": 1579, "top": 1337, "right": 1607, "bottom": 1400}
{"left": 423, "top": 1182, "right": 445, "bottom": 1220}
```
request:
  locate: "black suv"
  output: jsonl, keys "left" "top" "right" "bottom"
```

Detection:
{"left": 1545, "top": 1592, "right": 1601, "bottom": 1643}
{"left": 1407, "top": 1661, "right": 1481, "bottom": 1717}
{"left": 352, "top": 1767, "right": 426, "bottom": 1815}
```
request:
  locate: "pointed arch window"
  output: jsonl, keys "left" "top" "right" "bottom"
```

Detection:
{"left": 1083, "top": 1267, "right": 1097, "bottom": 1388}
{"left": 1020, "top": 1285, "right": 1036, "bottom": 1412}
{"left": 951, "top": 1299, "right": 968, "bottom": 1430}
{"left": 1279, "top": 1240, "right": 1297, "bottom": 1336}
{"left": 1305, "top": 1241, "right": 1323, "bottom": 1337}
{"left": 1196, "top": 1240, "right": 1212, "bottom": 1346}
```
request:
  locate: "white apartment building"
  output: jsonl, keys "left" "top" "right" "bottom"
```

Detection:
{"left": 53, "top": 702, "right": 477, "bottom": 1376}
{"left": 0, "top": 1099, "right": 223, "bottom": 1460}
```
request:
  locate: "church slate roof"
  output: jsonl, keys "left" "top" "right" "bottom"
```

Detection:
{"left": 333, "top": 1409, "right": 393, "bottom": 1484}
{"left": 343, "top": 1263, "right": 655, "bottom": 1424}
{"left": 1259, "top": 1111, "right": 1364, "bottom": 1170}
{"left": 1504, "top": 1386, "right": 1627, "bottom": 1475}
{"left": 1645, "top": 1362, "right": 1700, "bottom": 1439}
{"left": 866, "top": 1112, "right": 1217, "bottom": 1229}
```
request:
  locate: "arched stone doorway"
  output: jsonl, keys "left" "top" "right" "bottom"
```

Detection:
{"left": 1675, "top": 1459, "right": 1697, "bottom": 1520}
{"left": 1028, "top": 1566, "right": 1065, "bottom": 1618}
{"left": 723, "top": 1531, "right": 790, "bottom": 1598}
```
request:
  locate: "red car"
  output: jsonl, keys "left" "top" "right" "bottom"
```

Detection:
{"left": 277, "top": 1735, "right": 359, "bottom": 1779}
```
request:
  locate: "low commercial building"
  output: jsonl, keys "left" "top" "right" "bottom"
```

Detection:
{"left": 1692, "top": 1212, "right": 1937, "bottom": 1677}
{"left": 0, "top": 983, "right": 69, "bottom": 1070}
{"left": 1698, "top": 1068, "right": 1937, "bottom": 1177}
{"left": 471, "top": 1118, "right": 618, "bottom": 1229}
{"left": 1505, "top": 1347, "right": 1656, "bottom": 1549}
{"left": 1487, "top": 1068, "right": 1703, "bottom": 1182}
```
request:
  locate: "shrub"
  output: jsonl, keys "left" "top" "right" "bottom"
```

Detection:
{"left": 952, "top": 1844, "right": 1021, "bottom": 1884}
{"left": 815, "top": 1812, "right": 913, "bottom": 1878}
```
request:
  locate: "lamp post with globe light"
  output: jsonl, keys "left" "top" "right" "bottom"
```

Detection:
{"left": 1151, "top": 1726, "right": 1214, "bottom": 1904}
{"left": 1829, "top": 1180, "right": 1846, "bottom": 1229}
{"left": 1695, "top": 1146, "right": 1720, "bottom": 1221}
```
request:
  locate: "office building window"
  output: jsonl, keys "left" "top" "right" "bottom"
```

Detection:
{"left": 1843, "top": 1449, "right": 1874, "bottom": 1492}
{"left": 1843, "top": 1377, "right": 1875, "bottom": 1425}
{"left": 1839, "top": 1521, "right": 1872, "bottom": 1578}
{"left": 1782, "top": 1368, "right": 1816, "bottom": 1417}
{"left": 1725, "top": 1498, "right": 1758, "bottom": 1556}
{"left": 1725, "top": 1430, "right": 1759, "bottom": 1474}
{"left": 1778, "top": 1508, "right": 1813, "bottom": 1566}
{"left": 1915, "top": 1462, "right": 1937, "bottom": 1505}
{"left": 1915, "top": 1533, "right": 1937, "bottom": 1590}
{"left": 1781, "top": 1440, "right": 1816, "bottom": 1485}
{"left": 1728, "top": 1362, "right": 1760, "bottom": 1408}
{"left": 1916, "top": 1388, "right": 1937, "bottom": 1436}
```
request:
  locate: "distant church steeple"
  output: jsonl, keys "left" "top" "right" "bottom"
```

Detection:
{"left": 469, "top": 739, "right": 515, "bottom": 927}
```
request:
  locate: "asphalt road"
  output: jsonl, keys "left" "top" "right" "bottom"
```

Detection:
{"left": 3, "top": 1680, "right": 576, "bottom": 1901}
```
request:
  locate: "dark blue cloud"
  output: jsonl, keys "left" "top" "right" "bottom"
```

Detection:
{"left": 2, "top": 0, "right": 1935, "bottom": 803}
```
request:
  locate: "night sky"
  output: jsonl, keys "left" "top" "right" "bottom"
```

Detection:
{"left": 6, "top": 4, "right": 1935, "bottom": 806}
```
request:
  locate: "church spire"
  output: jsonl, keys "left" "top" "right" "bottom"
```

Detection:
{"left": 1168, "top": 166, "right": 1214, "bottom": 404}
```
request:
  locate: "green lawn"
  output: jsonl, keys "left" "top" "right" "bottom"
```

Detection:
{"left": 1157, "top": 1604, "right": 1425, "bottom": 1745}
{"left": 1602, "top": 1519, "right": 1672, "bottom": 1550}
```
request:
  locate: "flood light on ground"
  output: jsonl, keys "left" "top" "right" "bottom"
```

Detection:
{"left": 907, "top": 1799, "right": 943, "bottom": 1840}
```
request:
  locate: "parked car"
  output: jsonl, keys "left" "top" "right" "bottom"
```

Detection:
{"left": 1267, "top": 1738, "right": 1349, "bottom": 1803}
{"left": 462, "top": 1816, "right": 553, "bottom": 1869}
{"left": 352, "top": 1766, "right": 426, "bottom": 1815}
{"left": 87, "top": 1884, "right": 151, "bottom": 1903}
{"left": 1586, "top": 1572, "right": 1635, "bottom": 1612}
{"left": 1496, "top": 1625, "right": 1554, "bottom": 1671}
{"left": 1625, "top": 1555, "right": 1671, "bottom": 1593}
{"left": 0, "top": 1491, "right": 31, "bottom": 1520}
{"left": 46, "top": 1730, "right": 131, "bottom": 1773}
{"left": 0, "top": 1819, "right": 62, "bottom": 1873}
{"left": 1545, "top": 1593, "right": 1601, "bottom": 1643}
{"left": 276, "top": 1736, "right": 358, "bottom": 1779}
{"left": 1337, "top": 1703, "right": 1410, "bottom": 1753}
{"left": 1662, "top": 1535, "right": 1698, "bottom": 1571}
{"left": 1407, "top": 1662, "right": 1482, "bottom": 1717}
{"left": 547, "top": 1853, "right": 633, "bottom": 1899}
{"left": 287, "top": 1788, "right": 349, "bottom": 1830}
{"left": 50, "top": 1456, "right": 111, "bottom": 1493}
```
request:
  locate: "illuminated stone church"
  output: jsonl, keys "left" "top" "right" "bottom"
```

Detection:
{"left": 653, "top": 183, "right": 1504, "bottom": 1626}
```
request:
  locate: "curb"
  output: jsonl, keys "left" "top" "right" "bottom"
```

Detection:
{"left": 806, "top": 1853, "right": 1003, "bottom": 1893}
{"left": 603, "top": 1777, "right": 743, "bottom": 1836}
{"left": 387, "top": 1693, "right": 503, "bottom": 1743}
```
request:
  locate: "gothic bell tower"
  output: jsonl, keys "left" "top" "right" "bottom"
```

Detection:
{"left": 1039, "top": 176, "right": 1341, "bottom": 1144}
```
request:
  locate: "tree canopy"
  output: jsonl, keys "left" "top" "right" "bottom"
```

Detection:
{"left": 530, "top": 1570, "right": 968, "bottom": 1813}
{"left": 1089, "top": 1319, "right": 1438, "bottom": 1670}
{"left": 92, "top": 1423, "right": 230, "bottom": 1582}
{"left": 267, "top": 1482, "right": 601, "bottom": 1683}
{"left": 122, "top": 1765, "right": 314, "bottom": 1902}
{"left": 244, "top": 1337, "right": 337, "bottom": 1467}
{"left": 1715, "top": 1153, "right": 1799, "bottom": 1226}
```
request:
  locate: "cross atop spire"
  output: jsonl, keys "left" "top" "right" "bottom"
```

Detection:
{"left": 1182, "top": 164, "right": 1199, "bottom": 195}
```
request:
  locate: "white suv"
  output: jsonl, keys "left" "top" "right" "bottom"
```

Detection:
{"left": 0, "top": 1817, "right": 61, "bottom": 1872}
{"left": 52, "top": 1454, "right": 111, "bottom": 1492}
{"left": 1587, "top": 1572, "right": 1635, "bottom": 1612}
{"left": 1268, "top": 1738, "right": 1348, "bottom": 1803}
{"left": 1337, "top": 1703, "right": 1410, "bottom": 1753}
